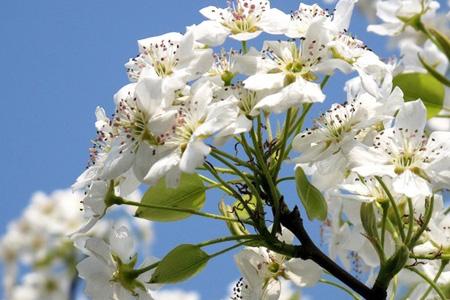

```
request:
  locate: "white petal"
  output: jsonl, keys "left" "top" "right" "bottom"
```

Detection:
{"left": 230, "top": 31, "right": 262, "bottom": 41}
{"left": 395, "top": 100, "right": 427, "bottom": 131}
{"left": 144, "top": 151, "right": 180, "bottom": 185}
{"left": 188, "top": 21, "right": 229, "bottom": 47}
{"left": 200, "top": 6, "right": 223, "bottom": 20}
{"left": 262, "top": 279, "right": 281, "bottom": 300}
{"left": 333, "top": 0, "right": 357, "bottom": 31}
{"left": 367, "top": 23, "right": 403, "bottom": 36}
{"left": 135, "top": 77, "right": 164, "bottom": 115}
{"left": 244, "top": 73, "right": 285, "bottom": 91}
{"left": 284, "top": 259, "right": 322, "bottom": 287}
{"left": 110, "top": 226, "right": 135, "bottom": 263}
{"left": 101, "top": 139, "right": 135, "bottom": 180}
{"left": 180, "top": 140, "right": 210, "bottom": 173}
{"left": 258, "top": 8, "right": 289, "bottom": 34}
{"left": 392, "top": 170, "right": 432, "bottom": 197}
{"left": 315, "top": 58, "right": 353, "bottom": 74}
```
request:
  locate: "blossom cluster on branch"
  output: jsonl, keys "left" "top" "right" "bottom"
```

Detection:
{"left": 3, "top": 0, "right": 450, "bottom": 299}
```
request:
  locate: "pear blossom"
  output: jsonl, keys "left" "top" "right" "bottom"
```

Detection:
{"left": 368, "top": 0, "right": 441, "bottom": 36}
{"left": 348, "top": 53, "right": 398, "bottom": 100}
{"left": 324, "top": 196, "right": 382, "bottom": 271}
{"left": 72, "top": 180, "right": 112, "bottom": 235}
{"left": 101, "top": 80, "right": 178, "bottom": 183}
{"left": 232, "top": 228, "right": 321, "bottom": 299}
{"left": 287, "top": 0, "right": 357, "bottom": 39}
{"left": 76, "top": 225, "right": 155, "bottom": 300}
{"left": 144, "top": 80, "right": 240, "bottom": 187}
{"left": 242, "top": 21, "right": 353, "bottom": 114}
{"left": 349, "top": 100, "right": 450, "bottom": 197}
{"left": 72, "top": 106, "right": 115, "bottom": 191}
{"left": 197, "top": 0, "right": 289, "bottom": 44}
{"left": 292, "top": 88, "right": 402, "bottom": 189}
{"left": 338, "top": 175, "right": 398, "bottom": 203}
{"left": 126, "top": 30, "right": 213, "bottom": 102}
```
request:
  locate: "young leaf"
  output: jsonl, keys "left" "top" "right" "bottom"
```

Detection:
{"left": 295, "top": 167, "right": 327, "bottom": 221}
{"left": 393, "top": 72, "right": 445, "bottom": 119}
{"left": 219, "top": 200, "right": 250, "bottom": 236}
{"left": 149, "top": 244, "right": 210, "bottom": 284}
{"left": 360, "top": 202, "right": 379, "bottom": 241}
{"left": 136, "top": 173, "right": 206, "bottom": 222}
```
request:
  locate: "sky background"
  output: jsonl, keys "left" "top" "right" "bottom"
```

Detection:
{"left": 0, "top": 0, "right": 446, "bottom": 299}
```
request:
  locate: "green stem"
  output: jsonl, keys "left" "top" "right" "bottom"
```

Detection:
{"left": 405, "top": 197, "right": 415, "bottom": 244}
{"left": 380, "top": 202, "right": 389, "bottom": 248}
{"left": 210, "top": 151, "right": 263, "bottom": 204}
{"left": 210, "top": 152, "right": 265, "bottom": 227}
{"left": 277, "top": 176, "right": 295, "bottom": 184}
{"left": 198, "top": 167, "right": 238, "bottom": 175}
{"left": 242, "top": 41, "right": 248, "bottom": 54}
{"left": 273, "top": 108, "right": 292, "bottom": 178}
{"left": 249, "top": 126, "right": 280, "bottom": 234}
{"left": 410, "top": 254, "right": 450, "bottom": 260}
{"left": 420, "top": 260, "right": 449, "bottom": 300}
{"left": 202, "top": 163, "right": 260, "bottom": 226}
{"left": 211, "top": 146, "right": 259, "bottom": 173}
{"left": 376, "top": 176, "right": 406, "bottom": 242}
{"left": 321, "top": 75, "right": 331, "bottom": 89}
{"left": 196, "top": 235, "right": 259, "bottom": 248}
{"left": 407, "top": 267, "right": 447, "bottom": 300}
{"left": 319, "top": 279, "right": 361, "bottom": 300}
{"left": 284, "top": 103, "right": 313, "bottom": 154}
{"left": 409, "top": 195, "right": 434, "bottom": 248}
{"left": 209, "top": 241, "right": 250, "bottom": 259}
{"left": 118, "top": 199, "right": 252, "bottom": 225}
{"left": 129, "top": 261, "right": 160, "bottom": 277}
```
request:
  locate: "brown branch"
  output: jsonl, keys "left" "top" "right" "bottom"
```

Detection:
{"left": 278, "top": 200, "right": 387, "bottom": 300}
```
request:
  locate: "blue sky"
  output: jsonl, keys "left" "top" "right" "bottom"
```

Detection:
{"left": 1, "top": 0, "right": 443, "bottom": 299}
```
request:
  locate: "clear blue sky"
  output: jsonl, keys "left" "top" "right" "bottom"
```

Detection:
{"left": 1, "top": 0, "right": 438, "bottom": 299}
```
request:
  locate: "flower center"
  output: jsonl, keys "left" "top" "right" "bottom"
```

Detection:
{"left": 128, "top": 39, "right": 181, "bottom": 80}
{"left": 318, "top": 102, "right": 359, "bottom": 143}
{"left": 221, "top": 0, "right": 268, "bottom": 34}
{"left": 170, "top": 106, "right": 205, "bottom": 152}
{"left": 114, "top": 96, "right": 162, "bottom": 147}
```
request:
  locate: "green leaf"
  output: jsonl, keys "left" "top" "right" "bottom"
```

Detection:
{"left": 393, "top": 72, "right": 445, "bottom": 118}
{"left": 418, "top": 54, "right": 450, "bottom": 87}
{"left": 429, "top": 28, "right": 450, "bottom": 61}
{"left": 136, "top": 173, "right": 206, "bottom": 222}
{"left": 149, "top": 244, "right": 210, "bottom": 284}
{"left": 295, "top": 167, "right": 327, "bottom": 221}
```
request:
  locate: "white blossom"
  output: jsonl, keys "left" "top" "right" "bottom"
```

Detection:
{"left": 368, "top": 0, "right": 441, "bottom": 36}
{"left": 144, "top": 80, "right": 239, "bottom": 187}
{"left": 126, "top": 30, "right": 213, "bottom": 101}
{"left": 197, "top": 0, "right": 289, "bottom": 44}
{"left": 349, "top": 100, "right": 450, "bottom": 197}
{"left": 232, "top": 228, "right": 321, "bottom": 299}
{"left": 76, "top": 225, "right": 155, "bottom": 300}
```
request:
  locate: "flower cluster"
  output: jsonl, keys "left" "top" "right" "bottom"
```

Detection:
{"left": 50, "top": 0, "right": 450, "bottom": 299}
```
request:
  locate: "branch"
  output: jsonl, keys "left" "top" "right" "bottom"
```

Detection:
{"left": 277, "top": 200, "right": 387, "bottom": 300}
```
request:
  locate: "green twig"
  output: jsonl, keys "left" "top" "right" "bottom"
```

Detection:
{"left": 407, "top": 266, "right": 447, "bottom": 300}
